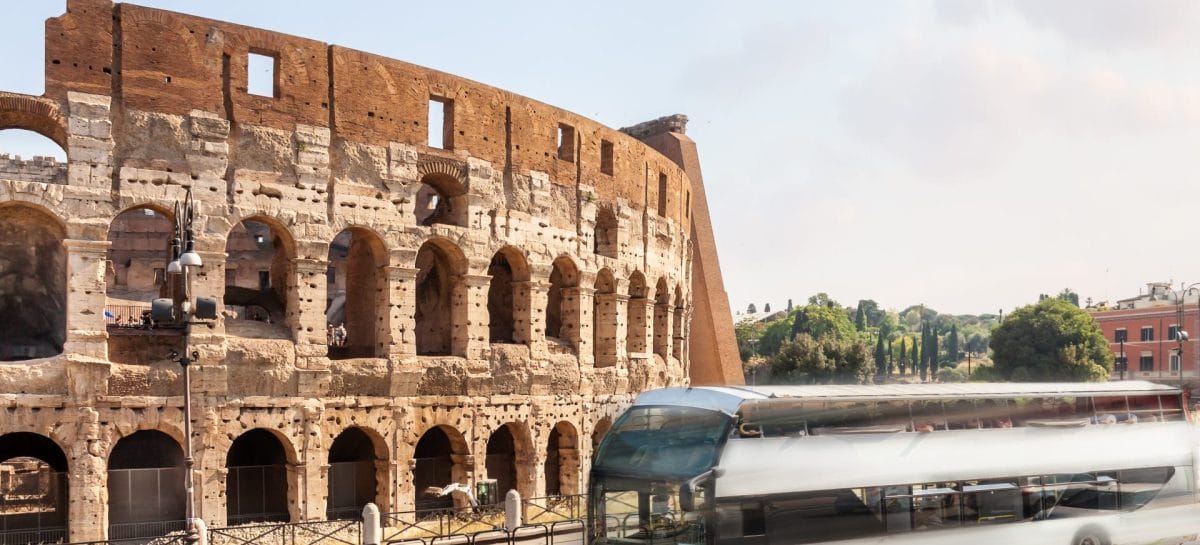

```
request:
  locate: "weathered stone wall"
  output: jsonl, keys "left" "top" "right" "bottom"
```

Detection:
{"left": 0, "top": 1, "right": 708, "bottom": 541}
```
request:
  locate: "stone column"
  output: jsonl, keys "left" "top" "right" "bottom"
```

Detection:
{"left": 292, "top": 258, "right": 331, "bottom": 369}
{"left": 188, "top": 250, "right": 228, "bottom": 398}
{"left": 525, "top": 281, "right": 550, "bottom": 358}
{"left": 66, "top": 408, "right": 105, "bottom": 542}
{"left": 511, "top": 280, "right": 534, "bottom": 347}
{"left": 569, "top": 287, "right": 594, "bottom": 365}
{"left": 654, "top": 300, "right": 673, "bottom": 360}
{"left": 626, "top": 297, "right": 652, "bottom": 356}
{"left": 63, "top": 239, "right": 110, "bottom": 361}
{"left": 454, "top": 274, "right": 492, "bottom": 360}
{"left": 66, "top": 92, "right": 114, "bottom": 190}
{"left": 613, "top": 294, "right": 629, "bottom": 365}
{"left": 559, "top": 447, "right": 581, "bottom": 496}
{"left": 593, "top": 293, "right": 619, "bottom": 367}
{"left": 387, "top": 267, "right": 418, "bottom": 357}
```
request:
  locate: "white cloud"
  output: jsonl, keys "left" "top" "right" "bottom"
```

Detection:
{"left": 1011, "top": 0, "right": 1200, "bottom": 51}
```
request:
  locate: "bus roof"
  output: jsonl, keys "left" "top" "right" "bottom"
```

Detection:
{"left": 632, "top": 382, "right": 1181, "bottom": 414}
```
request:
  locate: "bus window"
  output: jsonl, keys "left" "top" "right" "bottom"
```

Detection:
{"left": 1093, "top": 396, "right": 1129, "bottom": 421}
{"left": 884, "top": 483, "right": 961, "bottom": 532}
{"left": 1158, "top": 394, "right": 1185, "bottom": 422}
{"left": 910, "top": 401, "right": 947, "bottom": 432}
{"left": 768, "top": 489, "right": 884, "bottom": 544}
{"left": 1128, "top": 394, "right": 1164, "bottom": 422}
{"left": 1119, "top": 467, "right": 1180, "bottom": 510}
{"left": 961, "top": 481, "right": 1021, "bottom": 524}
{"left": 872, "top": 401, "right": 912, "bottom": 430}
{"left": 1041, "top": 472, "right": 1119, "bottom": 518}
{"left": 882, "top": 486, "right": 912, "bottom": 532}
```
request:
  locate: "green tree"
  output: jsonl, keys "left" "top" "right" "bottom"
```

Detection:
{"left": 910, "top": 334, "right": 919, "bottom": 376}
{"left": 769, "top": 334, "right": 873, "bottom": 384}
{"left": 757, "top": 317, "right": 795, "bottom": 356}
{"left": 1057, "top": 288, "right": 1080, "bottom": 307}
{"left": 874, "top": 334, "right": 886, "bottom": 379}
{"left": 854, "top": 304, "right": 867, "bottom": 332}
{"left": 735, "top": 320, "right": 765, "bottom": 362}
{"left": 886, "top": 338, "right": 894, "bottom": 374}
{"left": 808, "top": 292, "right": 839, "bottom": 309}
{"left": 786, "top": 299, "right": 794, "bottom": 312}
{"left": 929, "top": 325, "right": 940, "bottom": 376}
{"left": 946, "top": 324, "right": 960, "bottom": 364}
{"left": 747, "top": 303, "right": 757, "bottom": 314}
{"left": 764, "top": 303, "right": 772, "bottom": 313}
{"left": 989, "top": 298, "right": 1113, "bottom": 381}
{"left": 790, "top": 304, "right": 857, "bottom": 342}
{"left": 966, "top": 333, "right": 987, "bottom": 354}
{"left": 898, "top": 338, "right": 907, "bottom": 375}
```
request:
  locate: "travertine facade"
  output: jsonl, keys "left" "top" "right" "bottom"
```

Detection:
{"left": 0, "top": 1, "right": 740, "bottom": 541}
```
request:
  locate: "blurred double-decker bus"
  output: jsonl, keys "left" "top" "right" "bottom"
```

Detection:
{"left": 588, "top": 382, "right": 1199, "bottom": 545}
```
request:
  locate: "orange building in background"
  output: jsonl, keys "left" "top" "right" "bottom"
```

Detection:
{"left": 1090, "top": 282, "right": 1200, "bottom": 384}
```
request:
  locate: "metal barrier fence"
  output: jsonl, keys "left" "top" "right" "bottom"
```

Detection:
{"left": 521, "top": 496, "right": 585, "bottom": 524}
{"left": 208, "top": 519, "right": 360, "bottom": 545}
{"left": 380, "top": 504, "right": 506, "bottom": 544}
{"left": 382, "top": 520, "right": 585, "bottom": 545}
{"left": 0, "top": 527, "right": 67, "bottom": 545}
{"left": 107, "top": 520, "right": 187, "bottom": 541}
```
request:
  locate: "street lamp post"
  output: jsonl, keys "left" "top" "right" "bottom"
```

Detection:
{"left": 1118, "top": 338, "right": 1125, "bottom": 381}
{"left": 1171, "top": 282, "right": 1200, "bottom": 385}
{"left": 150, "top": 187, "right": 216, "bottom": 544}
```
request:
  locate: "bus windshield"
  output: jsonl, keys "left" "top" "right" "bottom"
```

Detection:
{"left": 594, "top": 406, "right": 731, "bottom": 479}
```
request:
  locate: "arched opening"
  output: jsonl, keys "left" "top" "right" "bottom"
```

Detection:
{"left": 625, "top": 272, "right": 648, "bottom": 355}
{"left": 593, "top": 206, "right": 618, "bottom": 258}
{"left": 0, "top": 433, "right": 68, "bottom": 543}
{"left": 107, "top": 431, "right": 185, "bottom": 539}
{"left": 326, "top": 227, "right": 388, "bottom": 359}
{"left": 487, "top": 247, "right": 529, "bottom": 344}
{"left": 327, "top": 428, "right": 381, "bottom": 520}
{"left": 593, "top": 269, "right": 617, "bottom": 367}
{"left": 544, "top": 422, "right": 579, "bottom": 497}
{"left": 415, "top": 173, "right": 467, "bottom": 227}
{"left": 415, "top": 240, "right": 465, "bottom": 356}
{"left": 224, "top": 219, "right": 295, "bottom": 339}
{"left": 226, "top": 429, "right": 291, "bottom": 524}
{"left": 591, "top": 417, "right": 613, "bottom": 452}
{"left": 412, "top": 426, "right": 469, "bottom": 512}
{"left": 0, "top": 95, "right": 68, "bottom": 158}
{"left": 672, "top": 286, "right": 685, "bottom": 361}
{"left": 0, "top": 204, "right": 65, "bottom": 361}
{"left": 483, "top": 423, "right": 531, "bottom": 504}
{"left": 653, "top": 278, "right": 670, "bottom": 359}
{"left": 104, "top": 206, "right": 175, "bottom": 365}
{"left": 0, "top": 129, "right": 66, "bottom": 180}
{"left": 545, "top": 257, "right": 579, "bottom": 346}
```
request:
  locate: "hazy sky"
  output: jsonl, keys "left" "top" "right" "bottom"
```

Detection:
{"left": 2, "top": 1, "right": 1197, "bottom": 316}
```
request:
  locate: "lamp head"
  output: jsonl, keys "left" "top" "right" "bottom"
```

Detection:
{"left": 179, "top": 239, "right": 202, "bottom": 267}
{"left": 167, "top": 259, "right": 182, "bottom": 274}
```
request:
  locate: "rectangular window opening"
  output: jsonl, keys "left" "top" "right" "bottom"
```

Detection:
{"left": 657, "top": 173, "right": 668, "bottom": 217}
{"left": 1140, "top": 354, "right": 1154, "bottom": 372}
{"left": 1170, "top": 353, "right": 1181, "bottom": 372}
{"left": 1141, "top": 326, "right": 1154, "bottom": 342}
{"left": 685, "top": 190, "right": 691, "bottom": 218}
{"left": 258, "top": 270, "right": 270, "bottom": 292}
{"left": 1168, "top": 324, "right": 1181, "bottom": 341}
{"left": 1114, "top": 328, "right": 1127, "bottom": 343}
{"left": 557, "top": 123, "right": 575, "bottom": 162}
{"left": 600, "top": 139, "right": 614, "bottom": 175}
{"left": 247, "top": 51, "right": 277, "bottom": 98}
{"left": 428, "top": 96, "right": 454, "bottom": 149}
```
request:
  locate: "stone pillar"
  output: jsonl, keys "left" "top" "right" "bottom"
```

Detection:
{"left": 67, "top": 408, "right": 105, "bottom": 542}
{"left": 387, "top": 267, "right": 418, "bottom": 357}
{"left": 654, "top": 300, "right": 672, "bottom": 360}
{"left": 511, "top": 280, "right": 534, "bottom": 346}
{"left": 672, "top": 303, "right": 686, "bottom": 362}
{"left": 613, "top": 294, "right": 629, "bottom": 364}
{"left": 292, "top": 258, "right": 330, "bottom": 369}
{"left": 454, "top": 274, "right": 492, "bottom": 360}
{"left": 63, "top": 239, "right": 110, "bottom": 361}
{"left": 525, "top": 281, "right": 550, "bottom": 357}
{"left": 559, "top": 447, "right": 581, "bottom": 496}
{"left": 374, "top": 458, "right": 392, "bottom": 513}
{"left": 66, "top": 92, "right": 114, "bottom": 190}
{"left": 188, "top": 250, "right": 228, "bottom": 394}
{"left": 626, "top": 297, "right": 652, "bottom": 356}
{"left": 594, "top": 293, "right": 619, "bottom": 367}
{"left": 561, "top": 287, "right": 590, "bottom": 359}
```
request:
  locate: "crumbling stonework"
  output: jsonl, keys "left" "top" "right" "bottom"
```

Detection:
{"left": 0, "top": 1, "right": 739, "bottom": 541}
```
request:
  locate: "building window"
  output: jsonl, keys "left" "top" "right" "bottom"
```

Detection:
{"left": 657, "top": 173, "right": 668, "bottom": 217}
{"left": 1168, "top": 324, "right": 1181, "bottom": 341}
{"left": 1141, "top": 326, "right": 1154, "bottom": 342}
{"left": 1114, "top": 328, "right": 1127, "bottom": 343}
{"left": 1115, "top": 355, "right": 1128, "bottom": 371}
{"left": 247, "top": 51, "right": 277, "bottom": 98}
{"left": 600, "top": 139, "right": 613, "bottom": 175}
{"left": 557, "top": 123, "right": 575, "bottom": 162}
{"left": 1170, "top": 352, "right": 1181, "bottom": 372}
{"left": 1140, "top": 354, "right": 1154, "bottom": 372}
{"left": 429, "top": 96, "right": 454, "bottom": 149}
{"left": 258, "top": 270, "right": 270, "bottom": 291}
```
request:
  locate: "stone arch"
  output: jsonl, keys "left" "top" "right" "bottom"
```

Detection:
{"left": 104, "top": 204, "right": 173, "bottom": 326}
{"left": 593, "top": 269, "right": 617, "bottom": 367}
{"left": 412, "top": 425, "right": 471, "bottom": 511}
{"left": 106, "top": 430, "right": 185, "bottom": 539}
{"left": 591, "top": 417, "right": 613, "bottom": 451}
{"left": 672, "top": 285, "right": 685, "bottom": 361}
{"left": 0, "top": 432, "right": 69, "bottom": 541}
{"left": 544, "top": 421, "right": 579, "bottom": 497}
{"left": 0, "top": 93, "right": 68, "bottom": 151}
{"left": 484, "top": 422, "right": 534, "bottom": 503}
{"left": 415, "top": 238, "right": 467, "bottom": 356}
{"left": 225, "top": 428, "right": 295, "bottom": 524}
{"left": 0, "top": 202, "right": 66, "bottom": 361}
{"left": 223, "top": 215, "right": 297, "bottom": 340}
{"left": 327, "top": 226, "right": 389, "bottom": 359}
{"left": 487, "top": 246, "right": 530, "bottom": 344}
{"left": 545, "top": 256, "right": 579, "bottom": 344}
{"left": 593, "top": 206, "right": 618, "bottom": 258}
{"left": 415, "top": 159, "right": 469, "bottom": 227}
{"left": 653, "top": 278, "right": 671, "bottom": 359}
{"left": 625, "top": 272, "right": 648, "bottom": 355}
{"left": 326, "top": 426, "right": 387, "bottom": 520}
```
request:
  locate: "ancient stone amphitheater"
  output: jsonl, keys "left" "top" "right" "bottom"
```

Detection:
{"left": 0, "top": 1, "right": 741, "bottom": 541}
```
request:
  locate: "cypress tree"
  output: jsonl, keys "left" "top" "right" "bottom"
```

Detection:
{"left": 948, "top": 324, "right": 960, "bottom": 363}
{"left": 886, "top": 338, "right": 894, "bottom": 374}
{"left": 919, "top": 324, "right": 928, "bottom": 380}
{"left": 764, "top": 303, "right": 772, "bottom": 313}
{"left": 874, "top": 334, "right": 886, "bottom": 379}
{"left": 854, "top": 304, "right": 866, "bottom": 331}
{"left": 786, "top": 299, "right": 794, "bottom": 312}
{"left": 898, "top": 339, "right": 907, "bottom": 375}
{"left": 929, "top": 325, "right": 940, "bottom": 375}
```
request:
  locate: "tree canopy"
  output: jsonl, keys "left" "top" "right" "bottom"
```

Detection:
{"left": 989, "top": 298, "right": 1112, "bottom": 382}
{"left": 769, "top": 334, "right": 873, "bottom": 385}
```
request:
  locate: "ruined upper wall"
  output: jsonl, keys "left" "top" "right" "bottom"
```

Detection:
{"left": 38, "top": 0, "right": 690, "bottom": 225}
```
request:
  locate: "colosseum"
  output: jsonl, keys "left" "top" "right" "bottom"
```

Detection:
{"left": 0, "top": 0, "right": 742, "bottom": 542}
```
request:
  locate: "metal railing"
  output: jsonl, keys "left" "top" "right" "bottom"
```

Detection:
{"left": 0, "top": 527, "right": 67, "bottom": 545}
{"left": 522, "top": 496, "right": 585, "bottom": 524}
{"left": 381, "top": 504, "right": 506, "bottom": 544}
{"left": 208, "top": 519, "right": 360, "bottom": 545}
{"left": 107, "top": 520, "right": 187, "bottom": 541}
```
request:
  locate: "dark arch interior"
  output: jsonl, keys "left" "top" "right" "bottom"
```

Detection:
{"left": 415, "top": 243, "right": 455, "bottom": 356}
{"left": 485, "top": 426, "right": 516, "bottom": 502}
{"left": 327, "top": 229, "right": 383, "bottom": 359}
{"left": 226, "top": 429, "right": 290, "bottom": 524}
{"left": 0, "top": 432, "right": 68, "bottom": 540}
{"left": 224, "top": 219, "right": 292, "bottom": 338}
{"left": 594, "top": 207, "right": 618, "bottom": 258}
{"left": 107, "top": 431, "right": 185, "bottom": 536}
{"left": 413, "top": 427, "right": 456, "bottom": 511}
{"left": 327, "top": 428, "right": 378, "bottom": 520}
{"left": 487, "top": 252, "right": 516, "bottom": 343}
{"left": 0, "top": 206, "right": 66, "bottom": 361}
{"left": 545, "top": 427, "right": 561, "bottom": 496}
